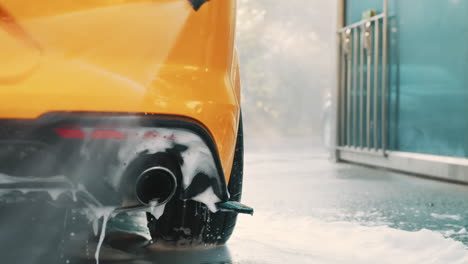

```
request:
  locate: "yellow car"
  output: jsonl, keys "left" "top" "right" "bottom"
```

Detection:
{"left": 0, "top": 0, "right": 251, "bottom": 245}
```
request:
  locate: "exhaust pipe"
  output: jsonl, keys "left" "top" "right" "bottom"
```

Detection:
{"left": 135, "top": 166, "right": 177, "bottom": 206}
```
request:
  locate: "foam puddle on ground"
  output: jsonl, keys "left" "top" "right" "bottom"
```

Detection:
{"left": 230, "top": 211, "right": 468, "bottom": 264}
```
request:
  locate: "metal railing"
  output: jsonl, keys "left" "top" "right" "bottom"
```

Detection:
{"left": 336, "top": 0, "right": 388, "bottom": 155}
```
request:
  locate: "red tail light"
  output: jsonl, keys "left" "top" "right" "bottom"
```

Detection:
{"left": 54, "top": 128, "right": 85, "bottom": 139}
{"left": 91, "top": 130, "right": 127, "bottom": 139}
{"left": 55, "top": 126, "right": 126, "bottom": 139}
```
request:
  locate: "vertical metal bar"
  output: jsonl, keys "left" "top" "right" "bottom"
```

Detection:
{"left": 382, "top": 0, "right": 388, "bottom": 155}
{"left": 363, "top": 22, "right": 373, "bottom": 150}
{"left": 366, "top": 52, "right": 371, "bottom": 150}
{"left": 336, "top": 34, "right": 342, "bottom": 147}
{"left": 373, "top": 19, "right": 380, "bottom": 151}
{"left": 334, "top": 0, "right": 345, "bottom": 155}
{"left": 346, "top": 47, "right": 352, "bottom": 146}
{"left": 352, "top": 28, "right": 358, "bottom": 147}
{"left": 359, "top": 28, "right": 365, "bottom": 149}
{"left": 340, "top": 36, "right": 346, "bottom": 146}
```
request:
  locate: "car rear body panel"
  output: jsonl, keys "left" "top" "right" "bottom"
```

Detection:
{"left": 0, "top": 0, "right": 241, "bottom": 182}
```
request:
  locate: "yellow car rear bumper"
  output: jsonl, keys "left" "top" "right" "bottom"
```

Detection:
{"left": 0, "top": 0, "right": 241, "bottom": 180}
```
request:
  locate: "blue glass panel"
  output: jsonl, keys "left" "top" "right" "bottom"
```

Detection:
{"left": 389, "top": 0, "right": 468, "bottom": 158}
{"left": 345, "top": 0, "right": 468, "bottom": 158}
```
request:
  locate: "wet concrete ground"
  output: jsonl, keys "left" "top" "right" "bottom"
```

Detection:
{"left": 2, "top": 145, "right": 468, "bottom": 263}
{"left": 241, "top": 150, "right": 468, "bottom": 241}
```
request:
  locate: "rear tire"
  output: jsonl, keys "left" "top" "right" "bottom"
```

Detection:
{"left": 147, "top": 115, "right": 243, "bottom": 245}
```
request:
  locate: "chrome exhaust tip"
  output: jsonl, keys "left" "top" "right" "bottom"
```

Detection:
{"left": 135, "top": 166, "right": 177, "bottom": 206}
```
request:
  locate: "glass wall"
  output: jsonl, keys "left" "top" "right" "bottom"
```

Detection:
{"left": 345, "top": 0, "right": 468, "bottom": 158}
